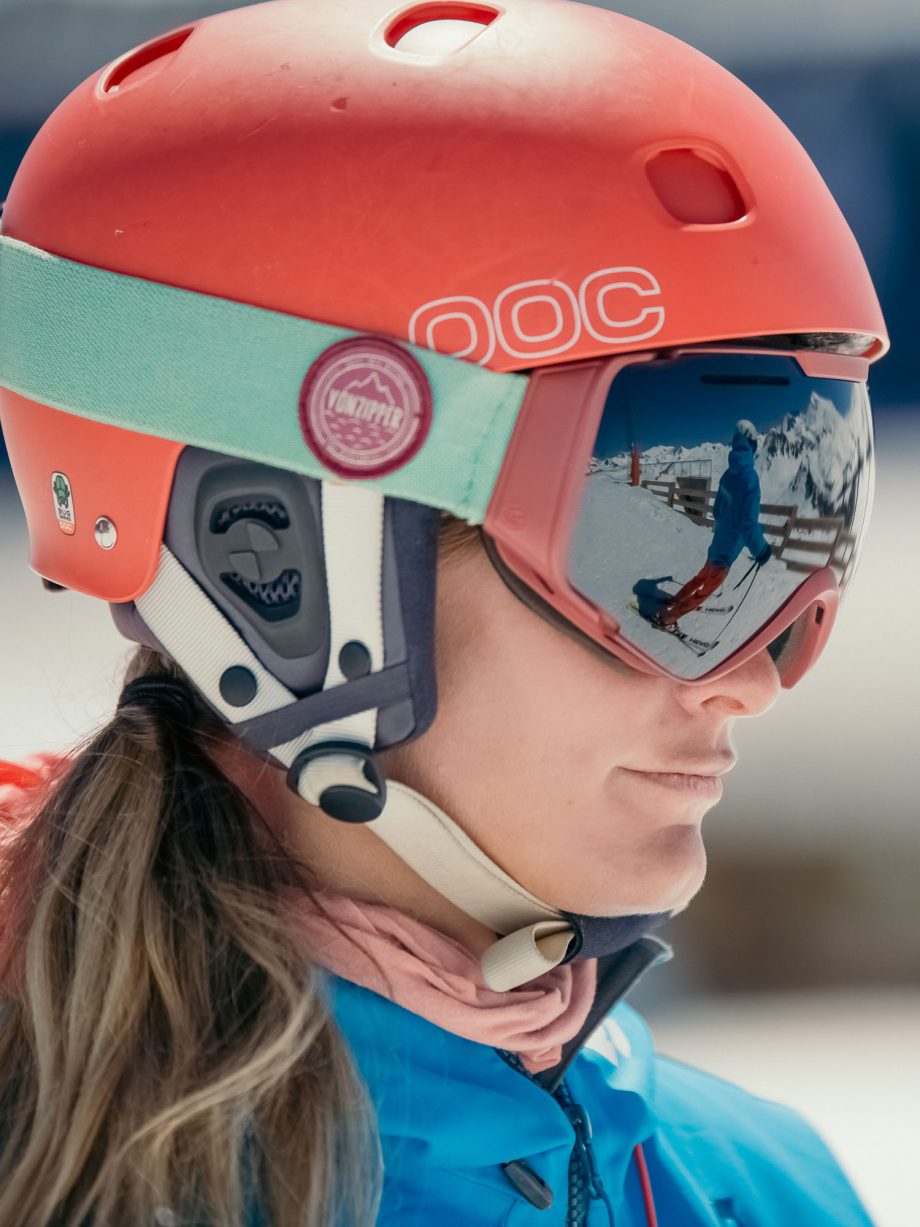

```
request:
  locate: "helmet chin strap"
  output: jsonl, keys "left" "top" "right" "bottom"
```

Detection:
{"left": 295, "top": 760, "right": 673, "bottom": 989}
{"left": 135, "top": 486, "right": 670, "bottom": 991}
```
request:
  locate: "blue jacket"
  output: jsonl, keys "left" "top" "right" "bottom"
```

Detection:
{"left": 708, "top": 443, "right": 768, "bottom": 569}
{"left": 327, "top": 964, "right": 873, "bottom": 1227}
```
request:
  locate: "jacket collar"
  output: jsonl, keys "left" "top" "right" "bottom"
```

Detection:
{"left": 325, "top": 934, "right": 671, "bottom": 1172}
{"left": 536, "top": 934, "right": 673, "bottom": 1092}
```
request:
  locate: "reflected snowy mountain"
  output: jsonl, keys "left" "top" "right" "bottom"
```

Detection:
{"left": 591, "top": 391, "right": 873, "bottom": 525}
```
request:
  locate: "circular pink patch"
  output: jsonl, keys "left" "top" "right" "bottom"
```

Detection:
{"left": 298, "top": 336, "right": 433, "bottom": 479}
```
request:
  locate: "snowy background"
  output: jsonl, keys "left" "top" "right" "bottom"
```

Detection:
{"left": 1, "top": 2, "right": 919, "bottom": 1224}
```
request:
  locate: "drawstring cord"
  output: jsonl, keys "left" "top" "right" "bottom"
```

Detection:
{"left": 634, "top": 1143, "right": 659, "bottom": 1227}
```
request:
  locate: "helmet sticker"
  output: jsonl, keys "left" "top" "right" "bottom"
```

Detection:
{"left": 51, "top": 471, "right": 76, "bottom": 535}
{"left": 298, "top": 336, "right": 433, "bottom": 479}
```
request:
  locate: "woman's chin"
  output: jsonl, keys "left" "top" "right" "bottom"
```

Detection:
{"left": 637, "top": 823, "right": 707, "bottom": 911}
{"left": 549, "top": 826, "right": 707, "bottom": 917}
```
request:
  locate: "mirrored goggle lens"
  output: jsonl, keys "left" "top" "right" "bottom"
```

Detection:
{"left": 566, "top": 350, "right": 874, "bottom": 680}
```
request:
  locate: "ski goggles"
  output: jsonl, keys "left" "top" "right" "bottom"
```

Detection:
{"left": 482, "top": 347, "right": 874, "bottom": 687}
{"left": 0, "top": 237, "right": 873, "bottom": 691}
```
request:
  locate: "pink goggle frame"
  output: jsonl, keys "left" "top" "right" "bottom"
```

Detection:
{"left": 482, "top": 346, "right": 872, "bottom": 689}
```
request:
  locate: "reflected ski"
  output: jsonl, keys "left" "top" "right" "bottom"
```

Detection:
{"left": 644, "top": 586, "right": 733, "bottom": 617}
{"left": 627, "top": 601, "right": 719, "bottom": 656}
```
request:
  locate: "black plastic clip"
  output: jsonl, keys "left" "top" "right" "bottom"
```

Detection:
{"left": 286, "top": 740, "right": 386, "bottom": 824}
{"left": 501, "top": 1160, "right": 553, "bottom": 1210}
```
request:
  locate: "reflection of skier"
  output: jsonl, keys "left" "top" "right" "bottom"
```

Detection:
{"left": 654, "top": 420, "right": 773, "bottom": 628}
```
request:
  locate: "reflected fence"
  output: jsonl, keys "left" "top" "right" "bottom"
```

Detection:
{"left": 634, "top": 474, "right": 859, "bottom": 586}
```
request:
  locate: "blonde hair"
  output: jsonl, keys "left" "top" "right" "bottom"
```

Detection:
{"left": 0, "top": 513, "right": 482, "bottom": 1226}
{"left": 437, "top": 511, "right": 482, "bottom": 565}
{"left": 0, "top": 656, "right": 384, "bottom": 1227}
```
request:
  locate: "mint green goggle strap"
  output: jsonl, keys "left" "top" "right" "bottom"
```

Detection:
{"left": 0, "top": 233, "right": 528, "bottom": 523}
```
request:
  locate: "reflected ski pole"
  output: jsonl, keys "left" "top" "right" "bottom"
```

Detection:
{"left": 710, "top": 561, "right": 760, "bottom": 647}
{"left": 732, "top": 557, "right": 759, "bottom": 590}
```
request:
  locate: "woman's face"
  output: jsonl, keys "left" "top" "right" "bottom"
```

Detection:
{"left": 380, "top": 534, "right": 781, "bottom": 919}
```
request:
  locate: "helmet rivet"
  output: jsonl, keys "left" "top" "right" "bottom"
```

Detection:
{"left": 94, "top": 517, "right": 118, "bottom": 550}
{"left": 339, "top": 640, "right": 372, "bottom": 679}
{"left": 219, "top": 666, "right": 258, "bottom": 707}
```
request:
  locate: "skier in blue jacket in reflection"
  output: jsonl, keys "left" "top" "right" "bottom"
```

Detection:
{"left": 655, "top": 421, "right": 773, "bottom": 629}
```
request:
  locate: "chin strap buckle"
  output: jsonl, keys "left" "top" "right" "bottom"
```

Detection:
{"left": 479, "top": 921, "right": 577, "bottom": 992}
{"left": 287, "top": 740, "right": 386, "bottom": 823}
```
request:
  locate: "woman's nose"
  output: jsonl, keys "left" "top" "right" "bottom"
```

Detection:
{"left": 676, "top": 645, "right": 782, "bottom": 718}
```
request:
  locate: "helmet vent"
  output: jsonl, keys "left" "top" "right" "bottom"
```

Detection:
{"left": 99, "top": 26, "right": 195, "bottom": 96}
{"left": 386, "top": 5, "right": 499, "bottom": 55}
{"left": 221, "top": 568, "right": 302, "bottom": 623}
{"left": 646, "top": 148, "right": 748, "bottom": 226}
{"left": 210, "top": 498, "right": 290, "bottom": 534}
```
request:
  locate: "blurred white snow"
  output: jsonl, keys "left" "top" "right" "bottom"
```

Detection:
{"left": 647, "top": 989, "right": 920, "bottom": 1227}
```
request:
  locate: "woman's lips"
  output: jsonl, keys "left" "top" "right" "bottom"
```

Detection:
{"left": 620, "top": 767, "right": 724, "bottom": 798}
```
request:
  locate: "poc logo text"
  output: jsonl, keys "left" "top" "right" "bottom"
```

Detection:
{"left": 409, "top": 267, "right": 665, "bottom": 365}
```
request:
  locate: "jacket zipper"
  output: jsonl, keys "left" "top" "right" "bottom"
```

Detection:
{"left": 497, "top": 1049, "right": 615, "bottom": 1226}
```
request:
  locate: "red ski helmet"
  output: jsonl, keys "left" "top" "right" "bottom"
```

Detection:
{"left": 0, "top": 0, "right": 889, "bottom": 988}
{"left": 0, "top": 0, "right": 886, "bottom": 603}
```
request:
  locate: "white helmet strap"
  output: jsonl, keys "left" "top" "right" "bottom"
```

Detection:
{"left": 134, "top": 486, "right": 577, "bottom": 990}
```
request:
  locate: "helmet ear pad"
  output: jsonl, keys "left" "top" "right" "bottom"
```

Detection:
{"left": 109, "top": 446, "right": 440, "bottom": 752}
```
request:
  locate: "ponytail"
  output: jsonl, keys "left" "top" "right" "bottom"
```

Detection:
{"left": 0, "top": 647, "right": 380, "bottom": 1227}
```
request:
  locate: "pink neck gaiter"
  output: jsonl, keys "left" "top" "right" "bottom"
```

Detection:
{"left": 280, "top": 887, "right": 597, "bottom": 1074}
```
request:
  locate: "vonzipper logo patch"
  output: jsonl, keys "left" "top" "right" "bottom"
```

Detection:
{"left": 51, "top": 471, "right": 76, "bottom": 535}
{"left": 299, "top": 336, "right": 432, "bottom": 479}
